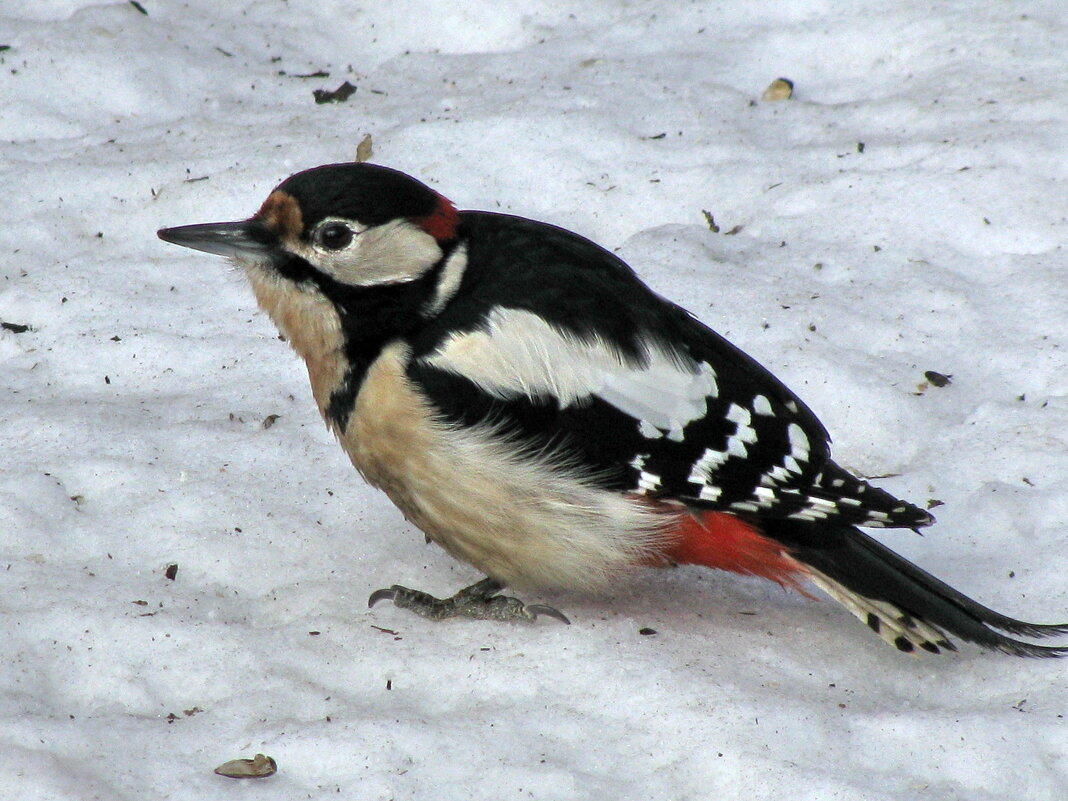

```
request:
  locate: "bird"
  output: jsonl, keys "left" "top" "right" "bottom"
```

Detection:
{"left": 158, "top": 161, "right": 1068, "bottom": 657}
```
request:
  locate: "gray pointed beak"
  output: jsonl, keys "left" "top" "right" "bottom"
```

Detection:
{"left": 157, "top": 219, "right": 275, "bottom": 260}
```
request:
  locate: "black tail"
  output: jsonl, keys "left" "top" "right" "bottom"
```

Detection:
{"left": 762, "top": 520, "right": 1068, "bottom": 657}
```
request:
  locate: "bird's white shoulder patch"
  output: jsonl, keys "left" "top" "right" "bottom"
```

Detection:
{"left": 422, "top": 242, "right": 468, "bottom": 317}
{"left": 421, "top": 307, "right": 717, "bottom": 435}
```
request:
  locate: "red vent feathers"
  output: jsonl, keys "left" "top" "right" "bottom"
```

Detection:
{"left": 664, "top": 510, "right": 811, "bottom": 592}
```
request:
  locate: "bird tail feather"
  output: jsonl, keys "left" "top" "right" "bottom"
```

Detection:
{"left": 765, "top": 520, "right": 1068, "bottom": 658}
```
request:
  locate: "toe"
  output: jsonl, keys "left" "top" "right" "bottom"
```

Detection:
{"left": 367, "top": 587, "right": 399, "bottom": 608}
{"left": 526, "top": 604, "right": 571, "bottom": 625}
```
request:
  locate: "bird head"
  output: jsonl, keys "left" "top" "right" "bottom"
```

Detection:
{"left": 157, "top": 162, "right": 460, "bottom": 290}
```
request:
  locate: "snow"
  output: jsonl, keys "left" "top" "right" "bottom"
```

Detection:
{"left": 2, "top": 1, "right": 1068, "bottom": 798}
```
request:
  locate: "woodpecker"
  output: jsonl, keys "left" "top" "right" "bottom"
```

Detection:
{"left": 158, "top": 162, "right": 1068, "bottom": 657}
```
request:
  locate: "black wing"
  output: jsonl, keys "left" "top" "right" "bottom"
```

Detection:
{"left": 406, "top": 211, "right": 932, "bottom": 530}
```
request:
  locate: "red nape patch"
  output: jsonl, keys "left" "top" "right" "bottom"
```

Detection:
{"left": 664, "top": 510, "right": 811, "bottom": 593}
{"left": 412, "top": 193, "right": 460, "bottom": 242}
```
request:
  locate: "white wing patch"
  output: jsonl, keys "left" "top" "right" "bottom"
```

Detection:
{"left": 688, "top": 447, "right": 729, "bottom": 485}
{"left": 752, "top": 394, "right": 775, "bottom": 416}
{"left": 422, "top": 307, "right": 717, "bottom": 437}
{"left": 683, "top": 393, "right": 824, "bottom": 515}
{"left": 725, "top": 403, "right": 757, "bottom": 456}
{"left": 787, "top": 423, "right": 809, "bottom": 459}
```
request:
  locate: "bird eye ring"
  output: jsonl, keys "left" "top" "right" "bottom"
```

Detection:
{"left": 316, "top": 222, "right": 354, "bottom": 251}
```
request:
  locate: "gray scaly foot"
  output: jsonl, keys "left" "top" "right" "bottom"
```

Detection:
{"left": 368, "top": 577, "right": 570, "bottom": 624}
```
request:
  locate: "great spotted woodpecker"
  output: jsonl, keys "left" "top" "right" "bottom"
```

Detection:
{"left": 158, "top": 162, "right": 1068, "bottom": 657}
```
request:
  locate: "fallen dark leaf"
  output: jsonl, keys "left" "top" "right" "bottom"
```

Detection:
{"left": 165, "top": 563, "right": 178, "bottom": 580}
{"left": 924, "top": 370, "right": 952, "bottom": 387}
{"left": 1, "top": 321, "right": 30, "bottom": 333}
{"left": 313, "top": 81, "right": 356, "bottom": 104}
{"left": 129, "top": 0, "right": 148, "bottom": 15}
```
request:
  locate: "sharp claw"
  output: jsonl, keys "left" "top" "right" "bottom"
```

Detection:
{"left": 368, "top": 580, "right": 571, "bottom": 625}
{"left": 526, "top": 604, "right": 571, "bottom": 625}
{"left": 367, "top": 587, "right": 398, "bottom": 608}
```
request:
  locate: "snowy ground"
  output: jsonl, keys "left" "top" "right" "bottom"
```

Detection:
{"left": 3, "top": 1, "right": 1068, "bottom": 799}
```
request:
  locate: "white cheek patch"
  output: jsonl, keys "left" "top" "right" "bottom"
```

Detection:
{"left": 287, "top": 218, "right": 443, "bottom": 286}
{"left": 422, "top": 307, "right": 718, "bottom": 436}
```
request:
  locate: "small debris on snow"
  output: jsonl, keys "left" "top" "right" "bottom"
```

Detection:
{"left": 924, "top": 370, "right": 952, "bottom": 387}
{"left": 313, "top": 81, "right": 356, "bottom": 104}
{"left": 762, "top": 77, "right": 794, "bottom": 101}
{"left": 214, "top": 754, "right": 277, "bottom": 779}
{"left": 356, "top": 134, "right": 374, "bottom": 163}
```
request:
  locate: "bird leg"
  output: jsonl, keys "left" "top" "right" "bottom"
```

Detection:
{"left": 368, "top": 577, "right": 570, "bottom": 624}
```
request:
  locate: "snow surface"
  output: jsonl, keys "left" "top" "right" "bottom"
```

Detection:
{"left": 3, "top": 1, "right": 1068, "bottom": 799}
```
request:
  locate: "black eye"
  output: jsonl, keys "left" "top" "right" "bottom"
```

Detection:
{"left": 316, "top": 223, "right": 354, "bottom": 250}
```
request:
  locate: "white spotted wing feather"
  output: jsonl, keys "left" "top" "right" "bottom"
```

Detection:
{"left": 422, "top": 306, "right": 932, "bottom": 530}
